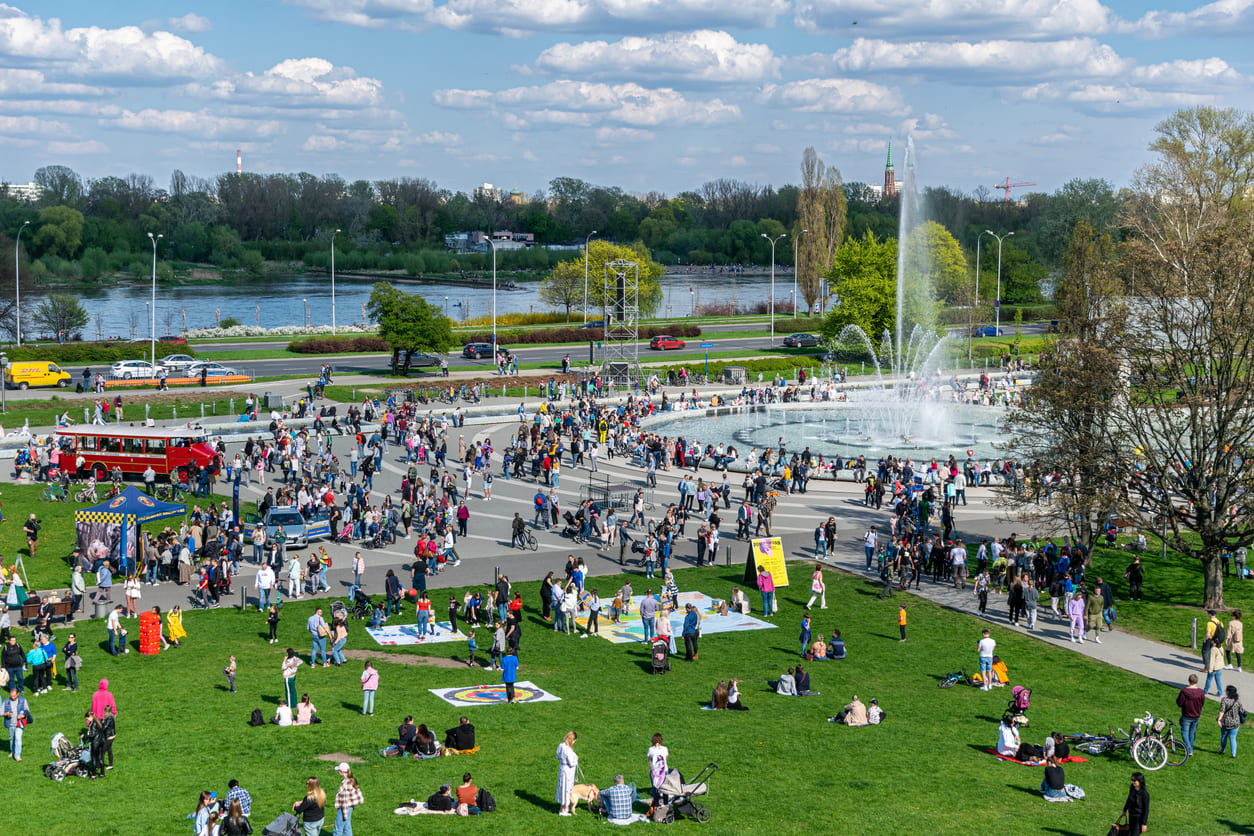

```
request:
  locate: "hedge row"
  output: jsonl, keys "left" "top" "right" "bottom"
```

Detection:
{"left": 288, "top": 336, "right": 391, "bottom": 354}
{"left": 6, "top": 343, "right": 197, "bottom": 364}
{"left": 462, "top": 324, "right": 702, "bottom": 346}
{"left": 661, "top": 356, "right": 825, "bottom": 378}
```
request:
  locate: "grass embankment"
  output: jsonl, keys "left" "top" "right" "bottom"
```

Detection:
{"left": 0, "top": 391, "right": 261, "bottom": 432}
{"left": 1, "top": 563, "right": 1237, "bottom": 834}
{"left": 3, "top": 483, "right": 256, "bottom": 591}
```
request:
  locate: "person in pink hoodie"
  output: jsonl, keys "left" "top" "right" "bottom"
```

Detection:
{"left": 90, "top": 678, "right": 117, "bottom": 721}
{"left": 757, "top": 567, "right": 776, "bottom": 616}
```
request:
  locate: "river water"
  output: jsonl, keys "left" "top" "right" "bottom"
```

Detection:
{"left": 48, "top": 269, "right": 798, "bottom": 338}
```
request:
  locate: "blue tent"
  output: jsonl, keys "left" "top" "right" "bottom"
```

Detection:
{"left": 75, "top": 485, "right": 187, "bottom": 568}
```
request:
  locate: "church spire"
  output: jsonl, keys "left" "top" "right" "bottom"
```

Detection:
{"left": 882, "top": 138, "right": 897, "bottom": 199}
{"left": 885, "top": 138, "right": 894, "bottom": 171}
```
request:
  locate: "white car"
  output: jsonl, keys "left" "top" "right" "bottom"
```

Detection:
{"left": 159, "top": 354, "right": 198, "bottom": 371}
{"left": 186, "top": 361, "right": 239, "bottom": 377}
{"left": 110, "top": 360, "right": 159, "bottom": 379}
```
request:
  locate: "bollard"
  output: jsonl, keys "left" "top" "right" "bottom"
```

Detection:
{"left": 144, "top": 404, "right": 150, "bottom": 421}
{"left": 200, "top": 403, "right": 205, "bottom": 418}
{"left": 1191, "top": 617, "right": 1198, "bottom": 650}
{"left": 213, "top": 402, "right": 216, "bottom": 415}
{"left": 83, "top": 407, "right": 89, "bottom": 423}
{"left": 230, "top": 399, "right": 234, "bottom": 415}
{"left": 173, "top": 406, "right": 177, "bottom": 419}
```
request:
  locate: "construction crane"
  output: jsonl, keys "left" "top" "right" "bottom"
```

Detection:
{"left": 993, "top": 177, "right": 1036, "bottom": 203}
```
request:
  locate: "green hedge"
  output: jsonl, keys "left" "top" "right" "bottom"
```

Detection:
{"left": 288, "top": 336, "right": 390, "bottom": 354}
{"left": 6, "top": 342, "right": 198, "bottom": 364}
{"left": 462, "top": 324, "right": 702, "bottom": 345}
{"left": 659, "top": 356, "right": 825, "bottom": 378}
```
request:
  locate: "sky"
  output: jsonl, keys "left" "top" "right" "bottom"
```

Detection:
{"left": 1, "top": 0, "right": 1251, "bottom": 199}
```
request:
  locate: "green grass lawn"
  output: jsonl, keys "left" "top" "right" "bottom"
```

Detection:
{"left": 3, "top": 483, "right": 256, "bottom": 591}
{"left": 2, "top": 563, "right": 1242, "bottom": 834}
{"left": 0, "top": 392, "right": 259, "bottom": 431}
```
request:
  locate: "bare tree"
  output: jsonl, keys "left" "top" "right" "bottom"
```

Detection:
{"left": 797, "top": 148, "right": 847, "bottom": 312}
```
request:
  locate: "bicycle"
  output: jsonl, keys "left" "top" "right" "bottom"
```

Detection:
{"left": 1137, "top": 713, "right": 1190, "bottom": 766}
{"left": 40, "top": 484, "right": 70, "bottom": 502}
{"left": 1062, "top": 713, "right": 1172, "bottom": 770}
{"left": 156, "top": 481, "right": 189, "bottom": 502}
{"left": 74, "top": 482, "right": 99, "bottom": 503}
{"left": 518, "top": 529, "right": 538, "bottom": 551}
{"left": 938, "top": 667, "right": 975, "bottom": 688}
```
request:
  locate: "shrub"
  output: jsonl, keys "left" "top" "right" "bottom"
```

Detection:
{"left": 460, "top": 324, "right": 702, "bottom": 346}
{"left": 288, "top": 336, "right": 391, "bottom": 354}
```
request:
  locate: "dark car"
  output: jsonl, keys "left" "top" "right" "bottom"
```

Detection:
{"left": 783, "top": 333, "right": 819, "bottom": 348}
{"left": 463, "top": 342, "right": 496, "bottom": 359}
{"left": 970, "top": 327, "right": 1004, "bottom": 338}
{"left": 649, "top": 335, "right": 686, "bottom": 351}
{"left": 580, "top": 319, "right": 606, "bottom": 329}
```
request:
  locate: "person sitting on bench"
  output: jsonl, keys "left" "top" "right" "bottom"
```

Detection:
{"left": 444, "top": 716, "right": 476, "bottom": 751}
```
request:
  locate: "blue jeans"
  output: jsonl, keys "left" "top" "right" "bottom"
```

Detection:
{"left": 761, "top": 591, "right": 774, "bottom": 615}
{"left": 864, "top": 545, "right": 874, "bottom": 569}
{"left": 8, "top": 724, "right": 22, "bottom": 760}
{"left": 331, "top": 637, "right": 347, "bottom": 664}
{"left": 319, "top": 566, "right": 329, "bottom": 591}
{"left": 1102, "top": 607, "right": 1115, "bottom": 626}
{"left": 303, "top": 819, "right": 323, "bottom": 836}
{"left": 258, "top": 587, "right": 271, "bottom": 611}
{"left": 1039, "top": 780, "right": 1065, "bottom": 799}
{"left": 333, "top": 807, "right": 353, "bottom": 836}
{"left": 642, "top": 615, "right": 656, "bottom": 643}
{"left": 146, "top": 562, "right": 158, "bottom": 584}
{"left": 1220, "top": 727, "right": 1239, "bottom": 756}
{"left": 498, "top": 604, "right": 508, "bottom": 623}
{"left": 108, "top": 628, "right": 121, "bottom": 656}
{"left": 311, "top": 635, "right": 327, "bottom": 665}
{"left": 1205, "top": 669, "right": 1224, "bottom": 696}
{"left": 1180, "top": 716, "right": 1199, "bottom": 753}
{"left": 816, "top": 540, "right": 827, "bottom": 559}
{"left": 4, "top": 668, "right": 21, "bottom": 693}
{"left": 417, "top": 611, "right": 430, "bottom": 635}
{"left": 362, "top": 690, "right": 375, "bottom": 715}
{"left": 350, "top": 461, "right": 358, "bottom": 476}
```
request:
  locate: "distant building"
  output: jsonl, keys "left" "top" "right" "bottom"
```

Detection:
{"left": 445, "top": 229, "right": 535, "bottom": 253}
{"left": 881, "top": 140, "right": 897, "bottom": 200}
{"left": 4, "top": 181, "right": 41, "bottom": 202}
{"left": 473, "top": 182, "right": 503, "bottom": 203}
{"left": 508, "top": 186, "right": 524, "bottom": 205}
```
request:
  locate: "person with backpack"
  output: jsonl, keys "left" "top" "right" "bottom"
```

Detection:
{"left": 1123, "top": 556, "right": 1145, "bottom": 601}
{"left": 1204, "top": 611, "right": 1227, "bottom": 696}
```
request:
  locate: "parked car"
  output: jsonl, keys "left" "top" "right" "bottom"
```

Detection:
{"left": 970, "top": 326, "right": 1004, "bottom": 337}
{"left": 185, "top": 361, "right": 239, "bottom": 377}
{"left": 463, "top": 342, "right": 495, "bottom": 359}
{"left": 412, "top": 352, "right": 442, "bottom": 367}
{"left": 110, "top": 360, "right": 159, "bottom": 379}
{"left": 158, "top": 335, "right": 188, "bottom": 345}
{"left": 649, "top": 335, "right": 686, "bottom": 351}
{"left": 158, "top": 354, "right": 198, "bottom": 372}
{"left": 783, "top": 333, "right": 819, "bottom": 348}
{"left": 580, "top": 319, "right": 606, "bottom": 329}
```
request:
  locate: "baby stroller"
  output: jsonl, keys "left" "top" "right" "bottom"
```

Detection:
{"left": 651, "top": 637, "right": 671, "bottom": 674}
{"left": 656, "top": 763, "right": 717, "bottom": 823}
{"left": 1008, "top": 686, "right": 1031, "bottom": 727}
{"left": 560, "top": 511, "right": 582, "bottom": 541}
{"left": 261, "top": 812, "right": 301, "bottom": 836}
{"left": 349, "top": 587, "right": 372, "bottom": 620}
{"left": 333, "top": 523, "right": 353, "bottom": 544}
{"left": 330, "top": 599, "right": 348, "bottom": 623}
{"left": 43, "top": 732, "right": 86, "bottom": 781}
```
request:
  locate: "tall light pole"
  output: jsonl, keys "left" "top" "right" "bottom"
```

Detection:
{"left": 761, "top": 233, "right": 786, "bottom": 342}
{"left": 792, "top": 228, "right": 807, "bottom": 318}
{"left": 689, "top": 288, "right": 695, "bottom": 317}
{"left": 984, "top": 230, "right": 1013, "bottom": 336}
{"left": 302, "top": 298, "right": 308, "bottom": 329}
{"left": 973, "top": 230, "right": 993, "bottom": 361}
{"left": 582, "top": 230, "right": 596, "bottom": 324}
{"left": 147, "top": 232, "right": 162, "bottom": 366}
{"left": 486, "top": 237, "right": 498, "bottom": 348}
{"left": 330, "top": 228, "right": 341, "bottom": 334}
{"left": 15, "top": 220, "right": 29, "bottom": 346}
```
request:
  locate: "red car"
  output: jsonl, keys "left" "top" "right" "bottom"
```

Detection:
{"left": 159, "top": 335, "right": 188, "bottom": 345}
{"left": 649, "top": 335, "right": 686, "bottom": 351}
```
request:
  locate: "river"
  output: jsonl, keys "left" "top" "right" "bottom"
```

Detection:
{"left": 42, "top": 269, "right": 798, "bottom": 338}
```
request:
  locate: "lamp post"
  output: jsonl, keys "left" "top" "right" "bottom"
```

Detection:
{"left": 487, "top": 237, "right": 498, "bottom": 348}
{"left": 444, "top": 296, "right": 449, "bottom": 318}
{"left": 761, "top": 233, "right": 786, "bottom": 342}
{"left": 302, "top": 298, "right": 308, "bottom": 329}
{"left": 973, "top": 230, "right": 994, "bottom": 362}
{"left": 15, "top": 220, "right": 30, "bottom": 346}
{"left": 689, "top": 288, "right": 695, "bottom": 317}
{"left": 984, "top": 230, "right": 1013, "bottom": 336}
{"left": 793, "top": 228, "right": 807, "bottom": 317}
{"left": 330, "top": 228, "right": 341, "bottom": 334}
{"left": 147, "top": 232, "right": 162, "bottom": 366}
{"left": 582, "top": 230, "right": 596, "bottom": 324}
{"left": 0, "top": 353, "right": 7, "bottom": 412}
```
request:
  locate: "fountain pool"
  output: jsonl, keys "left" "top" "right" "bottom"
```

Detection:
{"left": 642, "top": 402, "right": 1009, "bottom": 463}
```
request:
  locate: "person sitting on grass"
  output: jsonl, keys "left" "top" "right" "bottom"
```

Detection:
{"left": 794, "top": 664, "right": 819, "bottom": 696}
{"left": 831, "top": 695, "right": 868, "bottom": 726}
{"left": 381, "top": 717, "right": 418, "bottom": 757}
{"left": 768, "top": 667, "right": 798, "bottom": 696}
{"left": 426, "top": 782, "right": 455, "bottom": 812}
{"left": 414, "top": 724, "right": 438, "bottom": 757}
{"left": 809, "top": 636, "right": 828, "bottom": 660}
{"left": 1040, "top": 754, "right": 1067, "bottom": 799}
{"left": 997, "top": 714, "right": 1043, "bottom": 763}
{"left": 710, "top": 680, "right": 729, "bottom": 709}
{"left": 828, "top": 630, "right": 847, "bottom": 660}
{"left": 444, "top": 716, "right": 476, "bottom": 751}
{"left": 599, "top": 774, "right": 643, "bottom": 824}
{"left": 270, "top": 700, "right": 293, "bottom": 727}
{"left": 867, "top": 698, "right": 885, "bottom": 725}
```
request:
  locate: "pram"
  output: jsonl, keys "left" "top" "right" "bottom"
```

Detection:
{"left": 349, "top": 587, "right": 372, "bottom": 620}
{"left": 43, "top": 732, "right": 87, "bottom": 781}
{"left": 656, "top": 763, "right": 717, "bottom": 823}
{"left": 1008, "top": 685, "right": 1031, "bottom": 727}
{"left": 651, "top": 637, "right": 671, "bottom": 674}
{"left": 330, "top": 599, "right": 348, "bottom": 623}
{"left": 333, "top": 523, "right": 354, "bottom": 544}
{"left": 560, "top": 511, "right": 582, "bottom": 541}
{"left": 261, "top": 811, "right": 301, "bottom": 836}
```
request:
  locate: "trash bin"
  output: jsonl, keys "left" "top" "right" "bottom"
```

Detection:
{"left": 93, "top": 600, "right": 110, "bottom": 619}
{"left": 263, "top": 393, "right": 284, "bottom": 410}
{"left": 722, "top": 366, "right": 746, "bottom": 384}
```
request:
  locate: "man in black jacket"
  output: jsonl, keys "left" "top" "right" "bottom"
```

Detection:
{"left": 1, "top": 638, "right": 24, "bottom": 693}
{"left": 444, "top": 716, "right": 476, "bottom": 751}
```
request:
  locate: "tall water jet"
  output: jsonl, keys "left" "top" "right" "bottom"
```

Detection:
{"left": 895, "top": 137, "right": 929, "bottom": 373}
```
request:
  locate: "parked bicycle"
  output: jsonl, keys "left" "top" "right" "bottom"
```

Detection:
{"left": 1061, "top": 712, "right": 1179, "bottom": 770}
{"left": 40, "top": 484, "right": 70, "bottom": 503}
{"left": 74, "top": 480, "right": 99, "bottom": 503}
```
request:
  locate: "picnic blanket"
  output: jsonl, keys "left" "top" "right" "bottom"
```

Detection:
{"left": 985, "top": 748, "right": 1089, "bottom": 765}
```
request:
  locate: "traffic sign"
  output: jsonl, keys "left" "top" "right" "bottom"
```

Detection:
{"left": 699, "top": 342, "right": 714, "bottom": 348}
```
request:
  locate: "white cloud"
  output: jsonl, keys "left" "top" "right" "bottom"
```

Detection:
{"left": 280, "top": 0, "right": 435, "bottom": 30}
{"left": 534, "top": 30, "right": 779, "bottom": 84}
{"left": 794, "top": 0, "right": 1119, "bottom": 38}
{"left": 1019, "top": 81, "right": 1218, "bottom": 114}
{"left": 434, "top": 80, "right": 740, "bottom": 129}
{"left": 168, "top": 13, "right": 212, "bottom": 33}
{"left": 110, "top": 108, "right": 285, "bottom": 139}
{"left": 0, "top": 68, "right": 104, "bottom": 97}
{"left": 595, "top": 126, "right": 655, "bottom": 143}
{"left": 753, "top": 143, "right": 782, "bottom": 153}
{"left": 200, "top": 58, "right": 385, "bottom": 108}
{"left": 0, "top": 8, "right": 221, "bottom": 80}
{"left": 303, "top": 134, "right": 338, "bottom": 151}
{"left": 1130, "top": 57, "right": 1239, "bottom": 86}
{"left": 1124, "top": 0, "right": 1254, "bottom": 38}
{"left": 0, "top": 114, "right": 69, "bottom": 136}
{"left": 46, "top": 139, "right": 108, "bottom": 154}
{"left": 758, "top": 78, "right": 909, "bottom": 116}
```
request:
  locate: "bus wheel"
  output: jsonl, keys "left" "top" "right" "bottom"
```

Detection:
{"left": 93, "top": 464, "right": 108, "bottom": 482}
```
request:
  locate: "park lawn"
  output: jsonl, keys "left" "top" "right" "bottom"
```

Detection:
{"left": 0, "top": 563, "right": 1240, "bottom": 835}
{"left": 0, "top": 391, "right": 260, "bottom": 432}
{"left": 2, "top": 483, "right": 257, "bottom": 592}
{"left": 1086, "top": 541, "right": 1254, "bottom": 650}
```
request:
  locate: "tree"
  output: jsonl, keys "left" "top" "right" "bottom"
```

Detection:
{"left": 366, "top": 283, "right": 454, "bottom": 376}
{"left": 998, "top": 218, "right": 1124, "bottom": 552}
{"left": 32, "top": 292, "right": 89, "bottom": 338}
{"left": 538, "top": 260, "right": 586, "bottom": 321}
{"left": 904, "top": 221, "right": 966, "bottom": 306}
{"left": 819, "top": 231, "right": 896, "bottom": 341}
{"left": 1106, "top": 106, "right": 1254, "bottom": 608}
{"left": 1036, "top": 178, "right": 1120, "bottom": 266}
{"left": 581, "top": 240, "right": 665, "bottom": 318}
{"left": 797, "top": 148, "right": 848, "bottom": 312}
{"left": 33, "top": 165, "right": 84, "bottom": 208}
{"left": 33, "top": 205, "right": 84, "bottom": 259}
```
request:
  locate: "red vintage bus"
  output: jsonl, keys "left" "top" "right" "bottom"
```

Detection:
{"left": 55, "top": 426, "right": 220, "bottom": 482}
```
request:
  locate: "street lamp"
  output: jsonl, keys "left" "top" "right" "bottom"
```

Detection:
{"left": 582, "top": 230, "right": 596, "bottom": 324}
{"left": 331, "top": 228, "right": 341, "bottom": 334}
{"left": 689, "top": 288, "right": 695, "bottom": 317}
{"left": 302, "top": 298, "right": 309, "bottom": 329}
{"left": 486, "top": 237, "right": 498, "bottom": 348}
{"left": 984, "top": 230, "right": 1013, "bottom": 336}
{"left": 972, "top": 230, "right": 994, "bottom": 361}
{"left": 444, "top": 296, "right": 449, "bottom": 318}
{"left": 793, "top": 228, "right": 807, "bottom": 317}
{"left": 15, "top": 220, "right": 30, "bottom": 346}
{"left": 761, "top": 233, "right": 786, "bottom": 341}
{"left": 147, "top": 232, "right": 162, "bottom": 366}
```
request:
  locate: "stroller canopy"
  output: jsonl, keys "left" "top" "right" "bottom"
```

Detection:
{"left": 659, "top": 768, "right": 710, "bottom": 798}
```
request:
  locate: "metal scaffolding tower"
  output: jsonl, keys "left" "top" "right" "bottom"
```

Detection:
{"left": 599, "top": 258, "right": 641, "bottom": 384}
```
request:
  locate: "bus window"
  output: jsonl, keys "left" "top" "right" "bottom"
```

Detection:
{"left": 124, "top": 438, "right": 145, "bottom": 454}
{"left": 102, "top": 437, "right": 122, "bottom": 454}
{"left": 78, "top": 436, "right": 98, "bottom": 452}
{"left": 145, "top": 439, "right": 166, "bottom": 455}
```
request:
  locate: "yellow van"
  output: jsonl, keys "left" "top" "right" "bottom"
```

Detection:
{"left": 5, "top": 361, "right": 72, "bottom": 390}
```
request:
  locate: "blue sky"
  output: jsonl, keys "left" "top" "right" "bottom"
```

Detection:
{"left": 1, "top": 0, "right": 1250, "bottom": 197}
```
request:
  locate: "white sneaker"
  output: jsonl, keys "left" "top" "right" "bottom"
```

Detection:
{"left": 1078, "top": 637, "right": 1084, "bottom": 644}
{"left": 1094, "top": 637, "right": 1101, "bottom": 644}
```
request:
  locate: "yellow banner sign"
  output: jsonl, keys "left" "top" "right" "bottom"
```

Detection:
{"left": 748, "top": 537, "right": 789, "bottom": 587}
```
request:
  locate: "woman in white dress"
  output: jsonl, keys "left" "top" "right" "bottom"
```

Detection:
{"left": 555, "top": 731, "right": 579, "bottom": 816}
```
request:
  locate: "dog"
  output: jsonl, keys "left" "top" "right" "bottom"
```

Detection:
{"left": 569, "top": 784, "right": 600, "bottom": 812}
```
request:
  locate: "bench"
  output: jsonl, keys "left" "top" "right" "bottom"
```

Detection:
{"left": 20, "top": 600, "right": 74, "bottom": 626}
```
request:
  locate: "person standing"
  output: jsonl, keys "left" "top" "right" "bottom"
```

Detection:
{"left": 898, "top": 604, "right": 908, "bottom": 643}
{"left": 307, "top": 607, "right": 329, "bottom": 668}
{"left": 360, "top": 661, "right": 378, "bottom": 716}
{"left": 1119, "top": 772, "right": 1149, "bottom": 835}
{"left": 1124, "top": 556, "right": 1145, "bottom": 601}
{"left": 555, "top": 731, "right": 579, "bottom": 816}
{"left": 1067, "top": 591, "right": 1086, "bottom": 643}
{"left": 1204, "top": 611, "right": 1227, "bottom": 696}
{"left": 282, "top": 648, "right": 303, "bottom": 708}
{"left": 1085, "top": 584, "right": 1104, "bottom": 644}
{"left": 977, "top": 629, "right": 996, "bottom": 692}
{"left": 646, "top": 733, "right": 669, "bottom": 805}
{"left": 1226, "top": 610, "right": 1244, "bottom": 671}
{"left": 1176, "top": 673, "right": 1205, "bottom": 756}
{"left": 757, "top": 566, "right": 776, "bottom": 616}
{"left": 2, "top": 686, "right": 29, "bottom": 761}
{"left": 255, "top": 563, "right": 275, "bottom": 612}
{"left": 332, "top": 764, "right": 363, "bottom": 836}
{"left": 292, "top": 777, "right": 327, "bottom": 836}
{"left": 639, "top": 591, "right": 659, "bottom": 644}
{"left": 1218, "top": 685, "right": 1244, "bottom": 758}
{"left": 807, "top": 567, "right": 827, "bottom": 610}
{"left": 863, "top": 526, "right": 877, "bottom": 571}
{"left": 682, "top": 604, "right": 700, "bottom": 661}
{"left": 501, "top": 646, "right": 519, "bottom": 704}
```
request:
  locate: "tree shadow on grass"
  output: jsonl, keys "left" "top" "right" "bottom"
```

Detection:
{"left": 513, "top": 788, "right": 553, "bottom": 814}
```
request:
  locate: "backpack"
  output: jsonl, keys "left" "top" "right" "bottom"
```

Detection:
{"left": 1211, "top": 621, "right": 1227, "bottom": 648}
{"left": 476, "top": 788, "right": 496, "bottom": 812}
{"left": 249, "top": 708, "right": 265, "bottom": 727}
